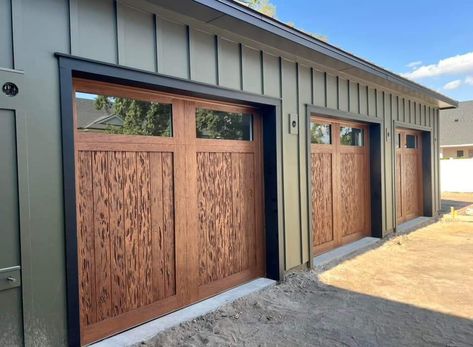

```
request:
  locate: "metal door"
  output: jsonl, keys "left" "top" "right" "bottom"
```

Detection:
{"left": 0, "top": 109, "right": 23, "bottom": 346}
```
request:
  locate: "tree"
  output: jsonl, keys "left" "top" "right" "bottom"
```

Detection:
{"left": 95, "top": 95, "right": 172, "bottom": 137}
{"left": 241, "top": 0, "right": 276, "bottom": 17}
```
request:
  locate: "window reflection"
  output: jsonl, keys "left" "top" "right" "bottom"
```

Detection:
{"left": 196, "top": 108, "right": 252, "bottom": 140}
{"left": 310, "top": 123, "right": 331, "bottom": 144}
{"left": 75, "top": 92, "right": 172, "bottom": 137}
{"left": 340, "top": 126, "right": 364, "bottom": 146}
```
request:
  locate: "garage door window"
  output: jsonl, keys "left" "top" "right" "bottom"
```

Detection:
{"left": 196, "top": 108, "right": 253, "bottom": 140}
{"left": 310, "top": 123, "right": 331, "bottom": 144}
{"left": 75, "top": 92, "right": 173, "bottom": 137}
{"left": 340, "top": 126, "right": 364, "bottom": 146}
{"left": 406, "top": 134, "right": 417, "bottom": 149}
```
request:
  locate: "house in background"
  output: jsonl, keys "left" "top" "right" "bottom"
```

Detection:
{"left": 440, "top": 101, "right": 473, "bottom": 158}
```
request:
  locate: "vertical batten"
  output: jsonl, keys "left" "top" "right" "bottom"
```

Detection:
{"left": 189, "top": 28, "right": 217, "bottom": 84}
{"left": 338, "top": 77, "right": 349, "bottom": 112}
{"left": 281, "top": 58, "right": 301, "bottom": 269}
{"left": 242, "top": 45, "right": 263, "bottom": 94}
{"left": 313, "top": 70, "right": 325, "bottom": 107}
{"left": 368, "top": 87, "right": 376, "bottom": 117}
{"left": 156, "top": 17, "right": 188, "bottom": 78}
{"left": 69, "top": 0, "right": 117, "bottom": 64}
{"left": 349, "top": 81, "right": 359, "bottom": 114}
{"left": 359, "top": 84, "right": 368, "bottom": 115}
{"left": 116, "top": 3, "right": 155, "bottom": 71}
{"left": 326, "top": 73, "right": 337, "bottom": 109}
{"left": 262, "top": 52, "right": 280, "bottom": 98}
{"left": 218, "top": 37, "right": 241, "bottom": 90}
{"left": 0, "top": 0, "right": 13, "bottom": 68}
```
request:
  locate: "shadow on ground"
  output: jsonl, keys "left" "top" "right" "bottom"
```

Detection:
{"left": 139, "top": 272, "right": 473, "bottom": 347}
{"left": 440, "top": 199, "right": 472, "bottom": 215}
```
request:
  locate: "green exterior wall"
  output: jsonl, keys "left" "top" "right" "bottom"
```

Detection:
{"left": 0, "top": 0, "right": 443, "bottom": 345}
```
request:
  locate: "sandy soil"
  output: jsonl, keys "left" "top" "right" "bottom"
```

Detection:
{"left": 140, "top": 218, "right": 473, "bottom": 346}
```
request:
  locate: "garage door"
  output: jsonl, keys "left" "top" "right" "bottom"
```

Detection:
{"left": 395, "top": 129, "right": 423, "bottom": 224}
{"left": 310, "top": 116, "right": 371, "bottom": 255}
{"left": 73, "top": 79, "right": 264, "bottom": 345}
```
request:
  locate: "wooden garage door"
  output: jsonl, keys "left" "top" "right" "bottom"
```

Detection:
{"left": 396, "top": 129, "right": 423, "bottom": 224}
{"left": 73, "top": 79, "right": 264, "bottom": 345}
{"left": 310, "top": 116, "right": 371, "bottom": 255}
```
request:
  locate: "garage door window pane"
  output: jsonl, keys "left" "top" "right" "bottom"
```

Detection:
{"left": 75, "top": 92, "right": 173, "bottom": 137}
{"left": 406, "top": 134, "right": 417, "bottom": 148}
{"left": 310, "top": 123, "right": 331, "bottom": 144}
{"left": 196, "top": 108, "right": 253, "bottom": 140}
{"left": 340, "top": 126, "right": 364, "bottom": 146}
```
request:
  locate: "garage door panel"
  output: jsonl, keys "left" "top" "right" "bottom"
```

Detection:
{"left": 311, "top": 117, "right": 370, "bottom": 255}
{"left": 403, "top": 152, "right": 419, "bottom": 217}
{"left": 396, "top": 129, "right": 423, "bottom": 224}
{"left": 197, "top": 152, "right": 256, "bottom": 286}
{"left": 340, "top": 153, "right": 366, "bottom": 237}
{"left": 73, "top": 80, "right": 264, "bottom": 344}
{"left": 311, "top": 152, "right": 334, "bottom": 247}
{"left": 77, "top": 150, "right": 178, "bottom": 328}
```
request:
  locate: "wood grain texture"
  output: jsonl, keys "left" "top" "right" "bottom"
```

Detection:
{"left": 396, "top": 130, "right": 423, "bottom": 224}
{"left": 92, "top": 151, "right": 111, "bottom": 321}
{"left": 197, "top": 151, "right": 257, "bottom": 285}
{"left": 108, "top": 151, "right": 126, "bottom": 316}
{"left": 311, "top": 117, "right": 370, "bottom": 255}
{"left": 77, "top": 151, "right": 96, "bottom": 326}
{"left": 339, "top": 153, "right": 365, "bottom": 236}
{"left": 74, "top": 81, "right": 264, "bottom": 344}
{"left": 311, "top": 152, "right": 334, "bottom": 246}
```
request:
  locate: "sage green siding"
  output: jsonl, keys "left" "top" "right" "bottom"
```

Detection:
{"left": 0, "top": 0, "right": 444, "bottom": 344}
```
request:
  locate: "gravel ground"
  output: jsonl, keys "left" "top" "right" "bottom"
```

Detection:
{"left": 139, "top": 200, "right": 473, "bottom": 347}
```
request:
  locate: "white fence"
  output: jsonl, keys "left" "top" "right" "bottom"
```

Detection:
{"left": 440, "top": 158, "right": 473, "bottom": 192}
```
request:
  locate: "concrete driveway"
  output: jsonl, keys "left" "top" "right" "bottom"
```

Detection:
{"left": 141, "top": 198, "right": 473, "bottom": 347}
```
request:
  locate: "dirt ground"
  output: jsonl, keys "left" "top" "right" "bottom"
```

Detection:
{"left": 140, "top": 198, "right": 473, "bottom": 347}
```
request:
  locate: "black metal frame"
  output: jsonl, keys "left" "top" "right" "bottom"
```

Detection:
{"left": 57, "top": 54, "right": 283, "bottom": 347}
{"left": 306, "top": 105, "right": 384, "bottom": 264}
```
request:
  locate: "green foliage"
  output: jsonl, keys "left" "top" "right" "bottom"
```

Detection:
{"left": 94, "top": 95, "right": 172, "bottom": 137}
{"left": 310, "top": 123, "right": 330, "bottom": 144}
{"left": 196, "top": 108, "right": 251, "bottom": 140}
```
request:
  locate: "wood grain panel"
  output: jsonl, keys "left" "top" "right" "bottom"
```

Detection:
{"left": 311, "top": 117, "right": 370, "bottom": 255}
{"left": 137, "top": 152, "right": 152, "bottom": 306}
{"left": 150, "top": 153, "right": 165, "bottom": 301}
{"left": 108, "top": 151, "right": 126, "bottom": 316}
{"left": 74, "top": 83, "right": 264, "bottom": 344}
{"left": 311, "top": 152, "right": 334, "bottom": 246}
{"left": 162, "top": 153, "right": 176, "bottom": 297}
{"left": 396, "top": 129, "right": 423, "bottom": 225}
{"left": 92, "top": 151, "right": 111, "bottom": 321}
{"left": 123, "top": 151, "right": 139, "bottom": 310}
{"left": 77, "top": 151, "right": 96, "bottom": 326}
{"left": 340, "top": 153, "right": 365, "bottom": 236}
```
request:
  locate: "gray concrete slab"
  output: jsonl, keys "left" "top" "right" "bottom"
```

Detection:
{"left": 396, "top": 216, "right": 433, "bottom": 234}
{"left": 313, "top": 237, "right": 380, "bottom": 268}
{"left": 90, "top": 278, "right": 276, "bottom": 347}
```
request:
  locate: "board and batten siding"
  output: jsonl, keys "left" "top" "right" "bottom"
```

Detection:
{"left": 67, "top": 0, "right": 440, "bottom": 270}
{"left": 1, "top": 2, "right": 443, "bottom": 344}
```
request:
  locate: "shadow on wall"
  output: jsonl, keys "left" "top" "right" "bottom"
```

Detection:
{"left": 143, "top": 277, "right": 473, "bottom": 346}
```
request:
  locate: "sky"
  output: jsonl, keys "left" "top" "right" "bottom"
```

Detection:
{"left": 271, "top": 0, "right": 473, "bottom": 101}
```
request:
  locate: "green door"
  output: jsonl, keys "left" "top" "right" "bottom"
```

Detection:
{"left": 0, "top": 109, "right": 23, "bottom": 346}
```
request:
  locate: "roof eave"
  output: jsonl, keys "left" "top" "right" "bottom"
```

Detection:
{"left": 190, "top": 0, "right": 458, "bottom": 108}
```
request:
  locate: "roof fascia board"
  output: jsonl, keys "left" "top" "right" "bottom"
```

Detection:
{"left": 193, "top": 0, "right": 457, "bottom": 108}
